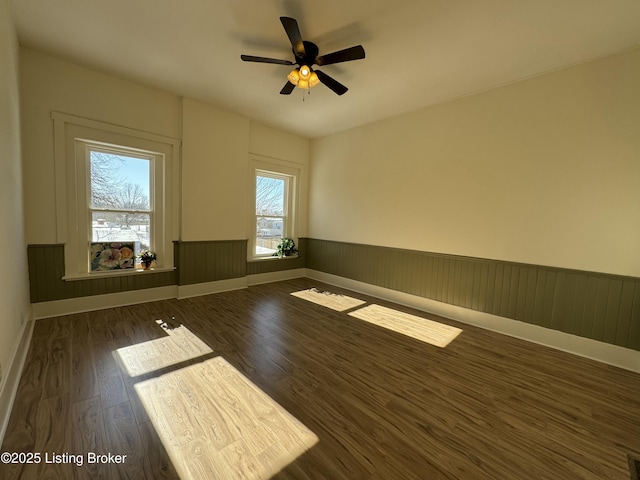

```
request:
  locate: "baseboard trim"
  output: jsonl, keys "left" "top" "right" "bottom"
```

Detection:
{"left": 247, "top": 268, "right": 306, "bottom": 286}
{"left": 31, "top": 286, "right": 178, "bottom": 319}
{"left": 176, "top": 277, "right": 248, "bottom": 299}
{"left": 0, "top": 317, "right": 34, "bottom": 445}
{"left": 305, "top": 269, "right": 640, "bottom": 373}
{"left": 29, "top": 274, "right": 273, "bottom": 317}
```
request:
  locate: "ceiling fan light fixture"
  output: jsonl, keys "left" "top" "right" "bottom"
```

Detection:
{"left": 299, "top": 65, "right": 311, "bottom": 80}
{"left": 241, "top": 17, "right": 365, "bottom": 96}
{"left": 287, "top": 68, "right": 300, "bottom": 85}
{"left": 287, "top": 67, "right": 317, "bottom": 90}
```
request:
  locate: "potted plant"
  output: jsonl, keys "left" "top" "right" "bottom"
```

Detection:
{"left": 139, "top": 250, "right": 157, "bottom": 270}
{"left": 274, "top": 238, "right": 298, "bottom": 259}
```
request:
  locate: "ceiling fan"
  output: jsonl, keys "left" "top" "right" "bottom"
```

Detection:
{"left": 241, "top": 17, "right": 365, "bottom": 96}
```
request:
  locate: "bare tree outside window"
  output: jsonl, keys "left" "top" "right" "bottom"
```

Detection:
{"left": 256, "top": 176, "right": 284, "bottom": 215}
{"left": 90, "top": 152, "right": 125, "bottom": 208}
{"left": 255, "top": 174, "right": 286, "bottom": 255}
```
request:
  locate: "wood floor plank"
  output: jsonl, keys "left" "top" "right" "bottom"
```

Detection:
{"left": 2, "top": 336, "right": 48, "bottom": 449}
{"left": 102, "top": 402, "right": 146, "bottom": 479}
{"left": 2, "top": 278, "right": 639, "bottom": 479}
{"left": 70, "top": 313, "right": 99, "bottom": 402}
{"left": 30, "top": 395, "right": 73, "bottom": 479}
{"left": 42, "top": 318, "right": 72, "bottom": 399}
{"left": 70, "top": 396, "right": 107, "bottom": 480}
{"left": 98, "top": 368, "right": 129, "bottom": 410}
{"left": 138, "top": 420, "right": 180, "bottom": 479}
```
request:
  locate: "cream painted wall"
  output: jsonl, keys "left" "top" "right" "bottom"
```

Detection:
{"left": 181, "top": 98, "right": 250, "bottom": 240}
{"left": 0, "top": 0, "right": 30, "bottom": 393}
{"left": 249, "top": 122, "right": 309, "bottom": 164}
{"left": 20, "top": 48, "right": 183, "bottom": 244}
{"left": 19, "top": 48, "right": 311, "bottom": 247}
{"left": 180, "top": 104, "right": 311, "bottom": 241}
{"left": 309, "top": 47, "right": 640, "bottom": 278}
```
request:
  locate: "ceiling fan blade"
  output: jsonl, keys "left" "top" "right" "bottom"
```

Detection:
{"left": 316, "top": 45, "right": 365, "bottom": 66}
{"left": 241, "top": 55, "right": 294, "bottom": 66}
{"left": 280, "top": 81, "right": 296, "bottom": 95}
{"left": 280, "top": 17, "right": 306, "bottom": 57}
{"left": 315, "top": 70, "right": 348, "bottom": 95}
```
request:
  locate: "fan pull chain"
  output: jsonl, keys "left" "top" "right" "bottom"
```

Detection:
{"left": 299, "top": 87, "right": 312, "bottom": 102}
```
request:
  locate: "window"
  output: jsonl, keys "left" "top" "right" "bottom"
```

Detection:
{"left": 53, "top": 112, "right": 179, "bottom": 279}
{"left": 87, "top": 145, "right": 154, "bottom": 264}
{"left": 76, "top": 140, "right": 166, "bottom": 274}
{"left": 255, "top": 172, "right": 290, "bottom": 256}
{"left": 250, "top": 157, "right": 302, "bottom": 259}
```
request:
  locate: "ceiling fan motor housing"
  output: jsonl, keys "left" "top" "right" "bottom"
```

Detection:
{"left": 296, "top": 41, "right": 320, "bottom": 67}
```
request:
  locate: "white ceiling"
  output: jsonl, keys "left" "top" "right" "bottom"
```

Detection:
{"left": 10, "top": 0, "right": 640, "bottom": 138}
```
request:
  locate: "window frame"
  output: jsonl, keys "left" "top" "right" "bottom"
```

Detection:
{"left": 82, "top": 141, "right": 159, "bottom": 270}
{"left": 52, "top": 112, "right": 179, "bottom": 279}
{"left": 249, "top": 156, "right": 302, "bottom": 261}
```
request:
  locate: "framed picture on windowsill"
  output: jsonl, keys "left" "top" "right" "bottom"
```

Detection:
{"left": 90, "top": 242, "right": 136, "bottom": 272}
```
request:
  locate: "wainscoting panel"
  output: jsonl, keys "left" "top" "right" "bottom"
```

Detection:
{"left": 27, "top": 244, "right": 176, "bottom": 303}
{"left": 305, "top": 238, "right": 640, "bottom": 351}
{"left": 27, "top": 239, "right": 305, "bottom": 304}
{"left": 26, "top": 240, "right": 640, "bottom": 352}
{"left": 174, "top": 240, "right": 247, "bottom": 285}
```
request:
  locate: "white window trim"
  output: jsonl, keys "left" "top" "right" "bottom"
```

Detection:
{"left": 249, "top": 155, "right": 303, "bottom": 261}
{"left": 78, "top": 140, "right": 160, "bottom": 274}
{"left": 52, "top": 112, "right": 180, "bottom": 279}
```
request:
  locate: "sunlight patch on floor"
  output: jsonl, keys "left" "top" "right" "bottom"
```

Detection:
{"left": 348, "top": 304, "right": 462, "bottom": 347}
{"left": 291, "top": 288, "right": 366, "bottom": 311}
{"left": 116, "top": 323, "right": 213, "bottom": 377}
{"left": 134, "top": 357, "right": 318, "bottom": 480}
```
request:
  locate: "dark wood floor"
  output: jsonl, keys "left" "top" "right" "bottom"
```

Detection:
{"left": 2, "top": 278, "right": 639, "bottom": 479}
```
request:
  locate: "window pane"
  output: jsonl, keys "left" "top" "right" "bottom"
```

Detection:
{"left": 92, "top": 211, "right": 151, "bottom": 252}
{"left": 256, "top": 216, "right": 283, "bottom": 255}
{"left": 256, "top": 176, "right": 284, "bottom": 216}
{"left": 90, "top": 151, "right": 150, "bottom": 211}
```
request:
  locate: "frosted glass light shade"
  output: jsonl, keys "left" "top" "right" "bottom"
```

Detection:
{"left": 299, "top": 65, "right": 311, "bottom": 80}
{"left": 309, "top": 71, "right": 320, "bottom": 88}
{"left": 287, "top": 69, "right": 300, "bottom": 85}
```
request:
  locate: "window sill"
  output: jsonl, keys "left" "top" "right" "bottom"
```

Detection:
{"left": 62, "top": 266, "right": 176, "bottom": 281}
{"left": 249, "top": 255, "right": 299, "bottom": 262}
